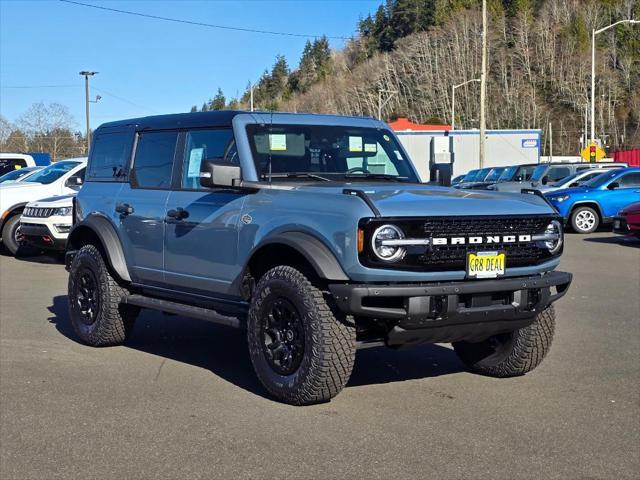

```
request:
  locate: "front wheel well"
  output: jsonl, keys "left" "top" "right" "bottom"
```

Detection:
{"left": 569, "top": 202, "right": 603, "bottom": 222}
{"left": 1, "top": 205, "right": 26, "bottom": 232}
{"left": 243, "top": 244, "right": 322, "bottom": 300}
{"left": 67, "top": 225, "right": 103, "bottom": 252}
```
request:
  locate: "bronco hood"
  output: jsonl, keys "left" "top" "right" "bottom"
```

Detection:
{"left": 294, "top": 183, "right": 555, "bottom": 217}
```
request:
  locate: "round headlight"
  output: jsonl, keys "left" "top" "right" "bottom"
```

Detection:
{"left": 545, "top": 220, "right": 563, "bottom": 254}
{"left": 371, "top": 224, "right": 405, "bottom": 262}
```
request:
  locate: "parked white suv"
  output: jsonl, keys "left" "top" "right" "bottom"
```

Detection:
{"left": 20, "top": 194, "right": 75, "bottom": 252}
{"left": 0, "top": 158, "right": 86, "bottom": 255}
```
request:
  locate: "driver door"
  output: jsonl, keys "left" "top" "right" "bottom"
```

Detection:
{"left": 603, "top": 172, "right": 640, "bottom": 217}
{"left": 164, "top": 128, "right": 248, "bottom": 295}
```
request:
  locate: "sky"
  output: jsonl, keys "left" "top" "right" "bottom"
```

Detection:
{"left": 0, "top": 0, "right": 381, "bottom": 132}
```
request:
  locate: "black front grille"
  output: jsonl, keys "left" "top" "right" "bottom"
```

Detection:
{"left": 359, "top": 215, "right": 559, "bottom": 272}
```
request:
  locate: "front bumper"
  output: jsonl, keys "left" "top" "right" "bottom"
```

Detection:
{"left": 329, "top": 271, "right": 572, "bottom": 346}
{"left": 19, "top": 222, "right": 67, "bottom": 251}
{"left": 613, "top": 215, "right": 640, "bottom": 237}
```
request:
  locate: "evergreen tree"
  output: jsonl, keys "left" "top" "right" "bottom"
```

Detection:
{"left": 209, "top": 88, "right": 226, "bottom": 110}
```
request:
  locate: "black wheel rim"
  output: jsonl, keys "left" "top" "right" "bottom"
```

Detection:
{"left": 75, "top": 267, "right": 99, "bottom": 325}
{"left": 260, "top": 297, "right": 305, "bottom": 376}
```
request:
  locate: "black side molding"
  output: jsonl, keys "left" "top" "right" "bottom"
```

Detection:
{"left": 343, "top": 188, "right": 381, "bottom": 217}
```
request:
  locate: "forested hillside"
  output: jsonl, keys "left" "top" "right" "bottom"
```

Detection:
{"left": 193, "top": 0, "right": 640, "bottom": 154}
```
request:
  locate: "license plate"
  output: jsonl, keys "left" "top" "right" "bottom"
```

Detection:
{"left": 467, "top": 251, "right": 506, "bottom": 279}
{"left": 614, "top": 220, "right": 621, "bottom": 229}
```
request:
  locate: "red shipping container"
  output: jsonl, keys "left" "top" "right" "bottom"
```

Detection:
{"left": 611, "top": 149, "right": 640, "bottom": 167}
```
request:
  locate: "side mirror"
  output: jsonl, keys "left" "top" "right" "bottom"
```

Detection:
{"left": 200, "top": 159, "right": 241, "bottom": 188}
{"left": 607, "top": 181, "right": 619, "bottom": 190}
{"left": 541, "top": 175, "right": 549, "bottom": 185}
{"left": 65, "top": 175, "right": 83, "bottom": 188}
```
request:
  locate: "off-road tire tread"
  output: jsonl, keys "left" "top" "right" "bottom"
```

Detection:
{"left": 453, "top": 305, "right": 555, "bottom": 377}
{"left": 68, "top": 244, "right": 137, "bottom": 346}
{"left": 248, "top": 266, "right": 356, "bottom": 405}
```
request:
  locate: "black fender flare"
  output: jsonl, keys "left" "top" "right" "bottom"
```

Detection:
{"left": 67, "top": 215, "right": 132, "bottom": 282}
{"left": 0, "top": 202, "right": 28, "bottom": 231}
{"left": 251, "top": 232, "right": 349, "bottom": 281}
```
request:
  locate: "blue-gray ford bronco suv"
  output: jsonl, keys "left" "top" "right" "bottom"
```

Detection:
{"left": 65, "top": 111, "right": 572, "bottom": 405}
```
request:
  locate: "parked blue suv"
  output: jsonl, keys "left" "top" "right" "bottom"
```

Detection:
{"left": 545, "top": 167, "right": 640, "bottom": 234}
{"left": 65, "top": 111, "right": 572, "bottom": 405}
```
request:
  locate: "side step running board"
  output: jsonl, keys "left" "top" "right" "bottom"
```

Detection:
{"left": 122, "top": 294, "right": 241, "bottom": 328}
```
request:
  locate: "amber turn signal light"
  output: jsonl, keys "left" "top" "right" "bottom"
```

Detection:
{"left": 357, "top": 228, "right": 364, "bottom": 253}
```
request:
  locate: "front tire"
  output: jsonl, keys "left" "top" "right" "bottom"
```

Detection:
{"left": 1, "top": 214, "right": 37, "bottom": 257}
{"left": 68, "top": 244, "right": 138, "bottom": 346}
{"left": 453, "top": 305, "right": 556, "bottom": 377}
{"left": 247, "top": 266, "right": 356, "bottom": 405}
{"left": 570, "top": 206, "right": 599, "bottom": 234}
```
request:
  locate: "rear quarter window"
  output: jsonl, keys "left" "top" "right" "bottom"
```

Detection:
{"left": 88, "top": 131, "right": 133, "bottom": 181}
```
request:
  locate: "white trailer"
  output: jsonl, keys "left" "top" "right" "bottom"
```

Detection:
{"left": 395, "top": 129, "right": 542, "bottom": 181}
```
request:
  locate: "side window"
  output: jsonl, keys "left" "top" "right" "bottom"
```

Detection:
{"left": 181, "top": 129, "right": 235, "bottom": 190}
{"left": 547, "top": 166, "right": 570, "bottom": 182}
{"left": 617, "top": 172, "right": 640, "bottom": 188}
{"left": 89, "top": 132, "right": 132, "bottom": 180}
{"left": 132, "top": 131, "right": 178, "bottom": 189}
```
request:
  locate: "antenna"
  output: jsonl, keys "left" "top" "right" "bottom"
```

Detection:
{"left": 268, "top": 111, "right": 273, "bottom": 184}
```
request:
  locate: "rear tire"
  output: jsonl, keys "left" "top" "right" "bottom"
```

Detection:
{"left": 1, "top": 214, "right": 38, "bottom": 257}
{"left": 453, "top": 305, "right": 555, "bottom": 377}
{"left": 570, "top": 206, "right": 599, "bottom": 234}
{"left": 68, "top": 244, "right": 138, "bottom": 346}
{"left": 247, "top": 266, "right": 356, "bottom": 405}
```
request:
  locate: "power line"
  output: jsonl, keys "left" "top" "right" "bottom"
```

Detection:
{"left": 92, "top": 87, "right": 159, "bottom": 114}
{"left": 59, "top": 0, "right": 352, "bottom": 40}
{"left": 1, "top": 85, "right": 77, "bottom": 89}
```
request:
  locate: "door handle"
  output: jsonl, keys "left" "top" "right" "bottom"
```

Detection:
{"left": 115, "top": 203, "right": 134, "bottom": 215}
{"left": 166, "top": 207, "right": 189, "bottom": 221}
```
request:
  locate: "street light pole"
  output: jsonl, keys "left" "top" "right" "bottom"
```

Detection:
{"left": 590, "top": 19, "right": 638, "bottom": 144}
{"left": 79, "top": 71, "right": 98, "bottom": 154}
{"left": 479, "top": 0, "right": 488, "bottom": 169}
{"left": 451, "top": 78, "right": 480, "bottom": 129}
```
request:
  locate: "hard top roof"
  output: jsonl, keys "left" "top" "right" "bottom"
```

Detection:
{"left": 97, "top": 110, "right": 383, "bottom": 131}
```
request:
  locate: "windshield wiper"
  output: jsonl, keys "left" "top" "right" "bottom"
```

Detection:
{"left": 262, "top": 172, "right": 331, "bottom": 182}
{"left": 343, "top": 172, "right": 406, "bottom": 182}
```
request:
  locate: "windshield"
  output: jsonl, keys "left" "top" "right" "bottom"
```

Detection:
{"left": 474, "top": 168, "right": 492, "bottom": 181}
{"left": 583, "top": 170, "right": 618, "bottom": 188}
{"left": 484, "top": 167, "right": 505, "bottom": 182}
{"left": 531, "top": 165, "right": 548, "bottom": 182}
{"left": 550, "top": 171, "right": 585, "bottom": 186}
{"left": 0, "top": 168, "right": 34, "bottom": 183}
{"left": 246, "top": 124, "right": 419, "bottom": 183}
{"left": 24, "top": 161, "right": 80, "bottom": 184}
{"left": 498, "top": 166, "right": 517, "bottom": 182}
{"left": 463, "top": 170, "right": 479, "bottom": 182}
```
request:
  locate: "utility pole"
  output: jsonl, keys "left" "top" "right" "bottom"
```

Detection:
{"left": 591, "top": 19, "right": 638, "bottom": 144}
{"left": 548, "top": 122, "right": 553, "bottom": 162}
{"left": 479, "top": 0, "right": 488, "bottom": 169}
{"left": 377, "top": 88, "right": 398, "bottom": 120}
{"left": 250, "top": 82, "right": 254, "bottom": 112}
{"left": 583, "top": 104, "right": 588, "bottom": 151}
{"left": 79, "top": 71, "right": 98, "bottom": 154}
{"left": 451, "top": 78, "right": 480, "bottom": 129}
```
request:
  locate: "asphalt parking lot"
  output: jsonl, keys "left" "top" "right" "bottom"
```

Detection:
{"left": 0, "top": 232, "right": 638, "bottom": 479}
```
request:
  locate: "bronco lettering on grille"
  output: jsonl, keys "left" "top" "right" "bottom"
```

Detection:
{"left": 432, "top": 235, "right": 532, "bottom": 245}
